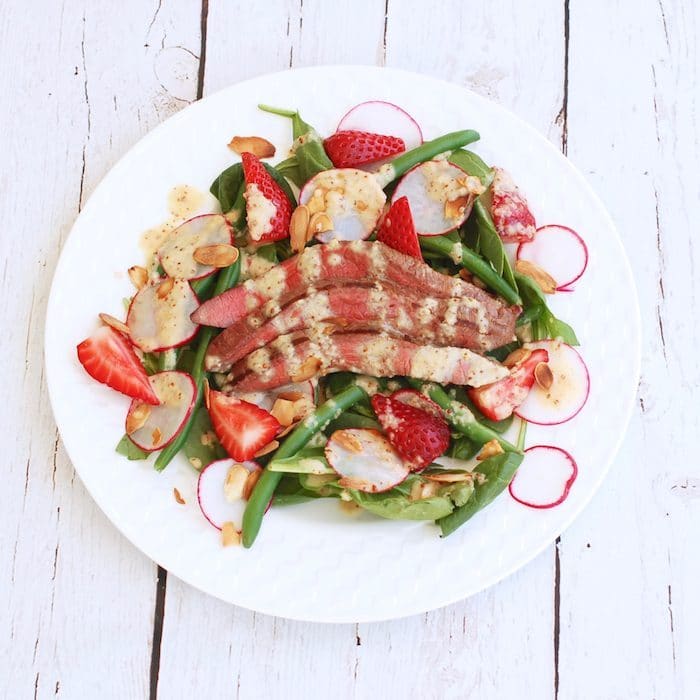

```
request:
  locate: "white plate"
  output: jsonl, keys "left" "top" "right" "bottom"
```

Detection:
{"left": 45, "top": 66, "right": 640, "bottom": 623}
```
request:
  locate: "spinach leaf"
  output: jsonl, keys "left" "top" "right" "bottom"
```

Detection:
{"left": 210, "top": 163, "right": 244, "bottom": 214}
{"left": 115, "top": 435, "right": 149, "bottom": 461}
{"left": 271, "top": 474, "right": 327, "bottom": 505}
{"left": 140, "top": 352, "right": 160, "bottom": 376}
{"left": 448, "top": 436, "right": 480, "bottom": 461}
{"left": 181, "top": 406, "right": 226, "bottom": 470}
{"left": 274, "top": 157, "right": 303, "bottom": 188}
{"left": 448, "top": 148, "right": 494, "bottom": 186}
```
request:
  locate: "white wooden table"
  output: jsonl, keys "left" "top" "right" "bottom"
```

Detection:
{"left": 2, "top": 1, "right": 697, "bottom": 697}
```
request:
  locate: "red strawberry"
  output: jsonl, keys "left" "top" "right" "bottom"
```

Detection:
{"left": 490, "top": 167, "right": 536, "bottom": 243}
{"left": 468, "top": 348, "right": 549, "bottom": 421}
{"left": 376, "top": 196, "right": 422, "bottom": 260}
{"left": 323, "top": 130, "right": 405, "bottom": 168}
{"left": 77, "top": 326, "right": 159, "bottom": 404}
{"left": 241, "top": 152, "right": 292, "bottom": 244}
{"left": 206, "top": 386, "right": 280, "bottom": 461}
{"left": 371, "top": 394, "right": 450, "bottom": 471}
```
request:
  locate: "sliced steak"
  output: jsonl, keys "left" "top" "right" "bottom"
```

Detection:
{"left": 206, "top": 286, "right": 517, "bottom": 372}
{"left": 227, "top": 331, "right": 508, "bottom": 392}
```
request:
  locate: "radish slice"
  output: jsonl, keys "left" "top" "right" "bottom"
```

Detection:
{"left": 517, "top": 225, "right": 588, "bottom": 290}
{"left": 337, "top": 100, "right": 423, "bottom": 150}
{"left": 197, "top": 458, "right": 262, "bottom": 530}
{"left": 391, "top": 388, "right": 442, "bottom": 418}
{"left": 509, "top": 445, "right": 577, "bottom": 508}
{"left": 325, "top": 429, "right": 409, "bottom": 493}
{"left": 391, "top": 160, "right": 482, "bottom": 236}
{"left": 159, "top": 214, "right": 233, "bottom": 281}
{"left": 514, "top": 341, "right": 589, "bottom": 425}
{"left": 126, "top": 278, "right": 199, "bottom": 352}
{"left": 234, "top": 380, "right": 315, "bottom": 412}
{"left": 126, "top": 371, "right": 196, "bottom": 452}
{"left": 299, "top": 169, "right": 386, "bottom": 242}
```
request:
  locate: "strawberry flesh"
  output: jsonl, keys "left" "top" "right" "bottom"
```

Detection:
{"left": 468, "top": 348, "right": 549, "bottom": 421}
{"left": 77, "top": 325, "right": 159, "bottom": 404}
{"left": 376, "top": 196, "right": 422, "bottom": 260}
{"left": 490, "top": 167, "right": 537, "bottom": 243}
{"left": 241, "top": 152, "right": 292, "bottom": 243}
{"left": 323, "top": 130, "right": 405, "bottom": 168}
{"left": 371, "top": 394, "right": 450, "bottom": 471}
{"left": 207, "top": 388, "right": 280, "bottom": 461}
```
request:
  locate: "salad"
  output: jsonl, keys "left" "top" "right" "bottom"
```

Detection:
{"left": 76, "top": 99, "right": 590, "bottom": 548}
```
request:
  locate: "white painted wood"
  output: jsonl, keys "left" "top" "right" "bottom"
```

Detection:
{"left": 2, "top": 0, "right": 695, "bottom": 698}
{"left": 0, "top": 1, "right": 200, "bottom": 698}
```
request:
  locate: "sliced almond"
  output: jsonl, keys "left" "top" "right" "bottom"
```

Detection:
{"left": 156, "top": 277, "right": 174, "bottom": 299}
{"left": 203, "top": 379, "right": 211, "bottom": 410}
{"left": 99, "top": 313, "right": 130, "bottom": 336}
{"left": 444, "top": 195, "right": 471, "bottom": 220}
{"left": 419, "top": 481, "right": 441, "bottom": 499}
{"left": 334, "top": 431, "right": 363, "bottom": 453}
{"left": 307, "top": 212, "right": 333, "bottom": 238}
{"left": 224, "top": 465, "right": 249, "bottom": 502}
{"left": 534, "top": 362, "right": 554, "bottom": 390}
{"left": 151, "top": 426, "right": 163, "bottom": 447}
{"left": 270, "top": 398, "right": 296, "bottom": 427}
{"left": 306, "top": 188, "right": 327, "bottom": 215}
{"left": 227, "top": 135, "right": 276, "bottom": 158}
{"left": 189, "top": 456, "right": 203, "bottom": 470}
{"left": 515, "top": 259, "right": 558, "bottom": 294}
{"left": 292, "top": 397, "right": 313, "bottom": 421}
{"left": 193, "top": 244, "right": 239, "bottom": 268}
{"left": 243, "top": 469, "right": 261, "bottom": 500}
{"left": 504, "top": 347, "right": 532, "bottom": 368}
{"left": 290, "top": 205, "right": 310, "bottom": 254}
{"left": 221, "top": 521, "right": 241, "bottom": 547}
{"left": 276, "top": 390, "right": 306, "bottom": 402}
{"left": 409, "top": 479, "right": 423, "bottom": 501}
{"left": 477, "top": 439, "right": 504, "bottom": 461}
{"left": 173, "top": 487, "right": 186, "bottom": 505}
{"left": 254, "top": 440, "right": 279, "bottom": 458}
{"left": 424, "top": 471, "right": 474, "bottom": 483}
{"left": 126, "top": 402, "right": 152, "bottom": 434}
{"left": 290, "top": 356, "right": 322, "bottom": 382}
{"left": 128, "top": 265, "right": 149, "bottom": 290}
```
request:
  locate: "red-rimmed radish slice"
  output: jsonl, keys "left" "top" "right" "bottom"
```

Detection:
{"left": 299, "top": 169, "right": 386, "bottom": 242}
{"left": 325, "top": 429, "right": 409, "bottom": 493}
{"left": 391, "top": 388, "right": 442, "bottom": 418}
{"left": 514, "top": 341, "right": 589, "bottom": 425}
{"left": 126, "top": 278, "right": 199, "bottom": 352}
{"left": 509, "top": 445, "right": 577, "bottom": 508}
{"left": 391, "top": 160, "right": 482, "bottom": 236}
{"left": 517, "top": 225, "right": 588, "bottom": 290}
{"left": 126, "top": 371, "right": 196, "bottom": 451}
{"left": 336, "top": 100, "right": 423, "bottom": 149}
{"left": 159, "top": 214, "right": 233, "bottom": 280}
{"left": 197, "top": 458, "right": 262, "bottom": 530}
{"left": 234, "top": 380, "right": 315, "bottom": 412}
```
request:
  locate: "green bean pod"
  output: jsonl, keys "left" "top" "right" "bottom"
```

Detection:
{"left": 242, "top": 385, "right": 368, "bottom": 547}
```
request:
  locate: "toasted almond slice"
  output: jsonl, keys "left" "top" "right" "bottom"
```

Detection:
{"left": 424, "top": 471, "right": 474, "bottom": 483}
{"left": 193, "top": 244, "right": 239, "bottom": 268}
{"left": 243, "top": 469, "right": 261, "bottom": 500}
{"left": 254, "top": 440, "right": 280, "bottom": 458}
{"left": 270, "top": 398, "right": 296, "bottom": 427}
{"left": 189, "top": 456, "right": 203, "bottom": 470}
{"left": 306, "top": 188, "right": 327, "bottom": 215}
{"left": 534, "top": 361, "right": 554, "bottom": 390}
{"left": 227, "top": 135, "right": 276, "bottom": 158}
{"left": 444, "top": 195, "right": 471, "bottom": 220}
{"left": 128, "top": 265, "right": 149, "bottom": 290}
{"left": 515, "top": 259, "right": 558, "bottom": 294}
{"left": 308, "top": 212, "right": 333, "bottom": 238}
{"left": 292, "top": 397, "right": 313, "bottom": 421}
{"left": 156, "top": 277, "right": 175, "bottom": 299}
{"left": 504, "top": 347, "right": 532, "bottom": 368}
{"left": 290, "top": 205, "right": 310, "bottom": 253}
{"left": 477, "top": 438, "right": 504, "bottom": 461}
{"left": 223, "top": 464, "right": 249, "bottom": 502}
{"left": 99, "top": 312, "right": 130, "bottom": 336}
{"left": 151, "top": 426, "right": 163, "bottom": 446}
{"left": 419, "top": 481, "right": 440, "bottom": 499}
{"left": 126, "top": 402, "right": 152, "bottom": 434}
{"left": 221, "top": 521, "right": 241, "bottom": 547}
{"left": 203, "top": 379, "right": 211, "bottom": 410}
{"left": 410, "top": 479, "right": 423, "bottom": 501}
{"left": 333, "top": 431, "right": 363, "bottom": 453}
{"left": 276, "top": 390, "right": 306, "bottom": 402}
{"left": 173, "top": 487, "right": 186, "bottom": 505}
{"left": 290, "top": 356, "right": 322, "bottom": 382}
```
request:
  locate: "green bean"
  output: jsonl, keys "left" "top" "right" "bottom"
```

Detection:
{"left": 408, "top": 381, "right": 521, "bottom": 454}
{"left": 242, "top": 385, "right": 368, "bottom": 547}
{"left": 419, "top": 236, "right": 522, "bottom": 305}
{"left": 154, "top": 258, "right": 241, "bottom": 472}
{"left": 376, "top": 130, "right": 481, "bottom": 187}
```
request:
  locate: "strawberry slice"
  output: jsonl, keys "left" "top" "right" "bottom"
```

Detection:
{"left": 206, "top": 386, "right": 280, "bottom": 461}
{"left": 371, "top": 394, "right": 450, "bottom": 471}
{"left": 323, "top": 130, "right": 405, "bottom": 168}
{"left": 468, "top": 348, "right": 549, "bottom": 421}
{"left": 490, "top": 167, "right": 537, "bottom": 243}
{"left": 376, "top": 196, "right": 422, "bottom": 260}
{"left": 241, "top": 152, "right": 292, "bottom": 244}
{"left": 77, "top": 326, "right": 159, "bottom": 404}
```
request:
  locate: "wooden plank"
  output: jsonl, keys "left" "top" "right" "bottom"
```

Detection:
{"left": 0, "top": 1, "right": 200, "bottom": 697}
{"left": 558, "top": 0, "right": 699, "bottom": 697}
